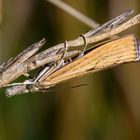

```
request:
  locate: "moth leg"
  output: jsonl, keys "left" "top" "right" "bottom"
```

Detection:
{"left": 33, "top": 66, "right": 53, "bottom": 83}
{"left": 4, "top": 79, "right": 33, "bottom": 87}
{"left": 80, "top": 34, "right": 88, "bottom": 55}
{"left": 33, "top": 40, "right": 68, "bottom": 83}
{"left": 75, "top": 34, "right": 88, "bottom": 59}
{"left": 64, "top": 35, "right": 87, "bottom": 64}
{"left": 56, "top": 40, "right": 68, "bottom": 67}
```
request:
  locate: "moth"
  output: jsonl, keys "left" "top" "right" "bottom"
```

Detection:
{"left": 3, "top": 9, "right": 140, "bottom": 96}
{"left": 6, "top": 34, "right": 140, "bottom": 96}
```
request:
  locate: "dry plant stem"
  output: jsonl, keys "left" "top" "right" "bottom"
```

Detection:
{"left": 28, "top": 13, "right": 140, "bottom": 69}
{"left": 27, "top": 50, "right": 81, "bottom": 70}
{"left": 24, "top": 12, "right": 139, "bottom": 68}
{"left": 39, "top": 14, "right": 140, "bottom": 55}
{"left": 47, "top": 0, "right": 99, "bottom": 28}
{"left": 16, "top": 12, "right": 139, "bottom": 71}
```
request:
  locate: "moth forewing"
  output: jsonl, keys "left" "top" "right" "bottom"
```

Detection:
{"left": 37, "top": 34, "right": 139, "bottom": 89}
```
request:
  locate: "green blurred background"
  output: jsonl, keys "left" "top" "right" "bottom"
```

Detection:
{"left": 1, "top": 0, "right": 140, "bottom": 140}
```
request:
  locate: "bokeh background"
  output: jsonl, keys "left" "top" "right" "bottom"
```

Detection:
{"left": 1, "top": 0, "right": 140, "bottom": 140}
